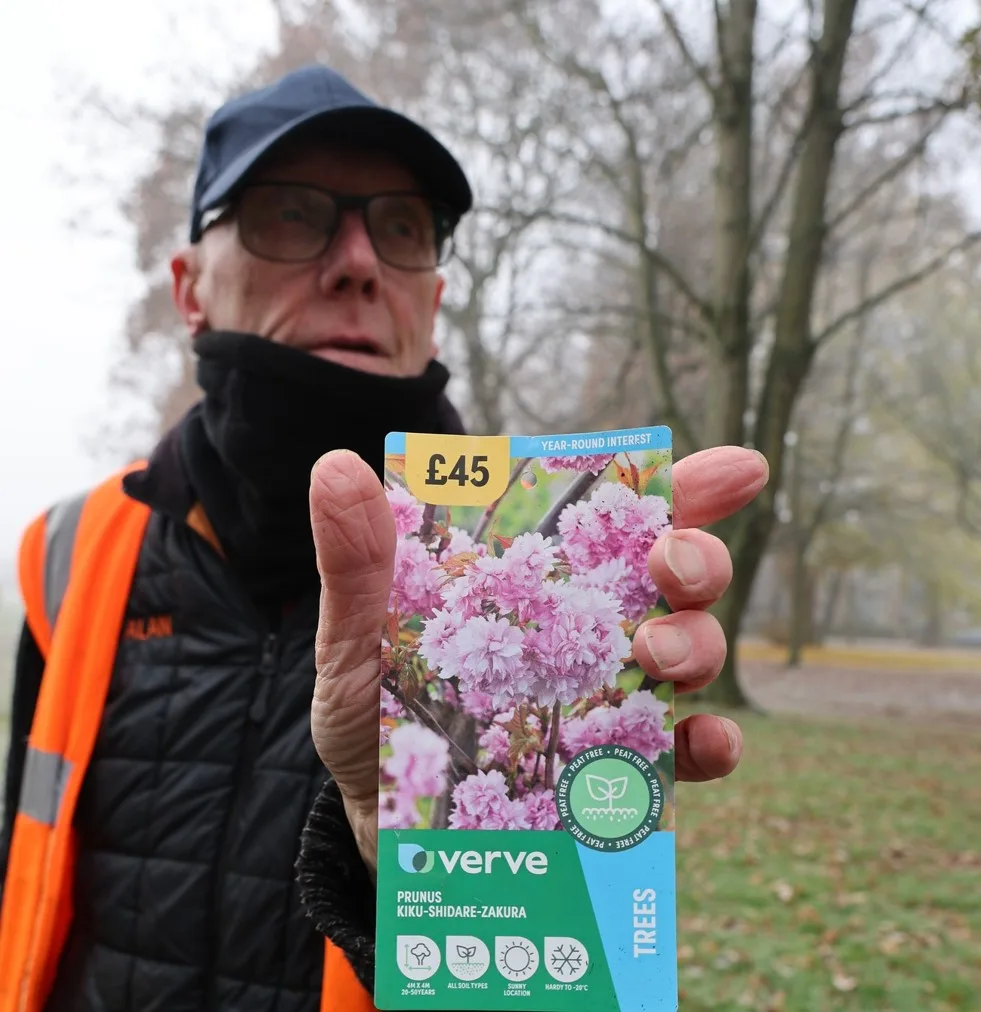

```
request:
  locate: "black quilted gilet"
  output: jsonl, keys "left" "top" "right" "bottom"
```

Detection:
{"left": 45, "top": 511, "right": 327, "bottom": 1011}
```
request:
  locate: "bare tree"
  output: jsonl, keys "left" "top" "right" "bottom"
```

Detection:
{"left": 761, "top": 244, "right": 981, "bottom": 653}
{"left": 71, "top": 0, "right": 981, "bottom": 704}
{"left": 872, "top": 259, "right": 981, "bottom": 538}
{"left": 494, "top": 0, "right": 981, "bottom": 703}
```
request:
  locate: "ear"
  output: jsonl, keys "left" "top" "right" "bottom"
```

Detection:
{"left": 430, "top": 275, "right": 445, "bottom": 357}
{"left": 171, "top": 247, "right": 208, "bottom": 336}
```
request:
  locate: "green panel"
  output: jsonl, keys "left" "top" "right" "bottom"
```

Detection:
{"left": 375, "top": 829, "right": 619, "bottom": 1009}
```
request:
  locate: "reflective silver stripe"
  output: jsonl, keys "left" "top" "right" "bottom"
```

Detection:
{"left": 44, "top": 492, "right": 86, "bottom": 631}
{"left": 18, "top": 746, "right": 72, "bottom": 826}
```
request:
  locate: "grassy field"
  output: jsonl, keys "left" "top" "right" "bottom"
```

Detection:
{"left": 675, "top": 704, "right": 980, "bottom": 1010}
{"left": 0, "top": 627, "right": 976, "bottom": 1009}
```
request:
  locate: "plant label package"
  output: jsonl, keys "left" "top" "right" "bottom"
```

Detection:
{"left": 375, "top": 427, "right": 677, "bottom": 1011}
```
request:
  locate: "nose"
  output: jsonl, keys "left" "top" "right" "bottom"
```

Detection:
{"left": 318, "top": 210, "right": 381, "bottom": 300}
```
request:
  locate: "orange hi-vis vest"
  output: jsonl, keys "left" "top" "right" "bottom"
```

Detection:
{"left": 0, "top": 466, "right": 376, "bottom": 1012}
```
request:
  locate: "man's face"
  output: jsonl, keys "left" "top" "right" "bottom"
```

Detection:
{"left": 172, "top": 140, "right": 446, "bottom": 377}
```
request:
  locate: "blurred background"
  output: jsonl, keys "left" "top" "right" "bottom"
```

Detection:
{"left": 1, "top": 0, "right": 979, "bottom": 1008}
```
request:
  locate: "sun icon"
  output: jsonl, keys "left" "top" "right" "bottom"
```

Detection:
{"left": 496, "top": 938, "right": 539, "bottom": 980}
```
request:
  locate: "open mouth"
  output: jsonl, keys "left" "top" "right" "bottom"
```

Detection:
{"left": 312, "top": 336, "right": 385, "bottom": 357}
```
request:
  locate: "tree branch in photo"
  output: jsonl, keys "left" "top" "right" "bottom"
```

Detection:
{"left": 648, "top": 0, "right": 718, "bottom": 98}
{"left": 813, "top": 231, "right": 981, "bottom": 348}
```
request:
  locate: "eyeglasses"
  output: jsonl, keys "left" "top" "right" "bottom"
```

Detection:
{"left": 201, "top": 183, "right": 457, "bottom": 271}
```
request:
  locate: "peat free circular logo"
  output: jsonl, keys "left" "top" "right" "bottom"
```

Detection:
{"left": 556, "top": 745, "right": 663, "bottom": 852}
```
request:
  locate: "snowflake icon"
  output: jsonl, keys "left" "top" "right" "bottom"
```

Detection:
{"left": 549, "top": 944, "right": 583, "bottom": 976}
{"left": 544, "top": 936, "right": 590, "bottom": 983}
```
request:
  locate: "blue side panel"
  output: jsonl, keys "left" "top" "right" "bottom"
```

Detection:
{"left": 575, "top": 834, "right": 678, "bottom": 1011}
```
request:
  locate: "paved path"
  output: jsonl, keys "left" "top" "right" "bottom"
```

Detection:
{"left": 740, "top": 660, "right": 981, "bottom": 727}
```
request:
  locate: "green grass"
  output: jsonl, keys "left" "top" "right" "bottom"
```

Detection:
{"left": 675, "top": 705, "right": 981, "bottom": 1010}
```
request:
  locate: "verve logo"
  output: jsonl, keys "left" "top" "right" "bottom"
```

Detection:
{"left": 398, "top": 843, "right": 548, "bottom": 876}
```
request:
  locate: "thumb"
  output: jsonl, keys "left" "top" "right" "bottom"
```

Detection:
{"left": 310, "top": 449, "right": 394, "bottom": 810}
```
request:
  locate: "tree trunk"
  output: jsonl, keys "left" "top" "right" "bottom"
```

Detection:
{"left": 710, "top": 0, "right": 860, "bottom": 706}
{"left": 694, "top": 0, "right": 759, "bottom": 710}
{"left": 787, "top": 547, "right": 813, "bottom": 667}
{"left": 706, "top": 0, "right": 755, "bottom": 452}
{"left": 919, "top": 579, "right": 944, "bottom": 647}
{"left": 817, "top": 567, "right": 845, "bottom": 643}
{"left": 429, "top": 705, "right": 478, "bottom": 829}
{"left": 705, "top": 497, "right": 775, "bottom": 705}
{"left": 787, "top": 434, "right": 809, "bottom": 666}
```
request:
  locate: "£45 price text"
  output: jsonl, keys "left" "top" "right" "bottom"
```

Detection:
{"left": 424, "top": 454, "right": 490, "bottom": 488}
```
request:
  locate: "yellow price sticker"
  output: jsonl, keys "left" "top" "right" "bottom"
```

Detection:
{"left": 404, "top": 434, "right": 511, "bottom": 506}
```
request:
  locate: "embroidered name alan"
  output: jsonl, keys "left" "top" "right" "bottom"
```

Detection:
{"left": 123, "top": 615, "right": 174, "bottom": 641}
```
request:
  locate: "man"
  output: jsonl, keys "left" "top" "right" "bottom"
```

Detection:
{"left": 0, "top": 64, "right": 767, "bottom": 1011}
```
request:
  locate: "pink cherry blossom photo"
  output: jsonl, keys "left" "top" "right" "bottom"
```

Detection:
{"left": 378, "top": 447, "right": 675, "bottom": 832}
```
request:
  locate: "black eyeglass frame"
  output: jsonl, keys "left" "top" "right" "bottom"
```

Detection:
{"left": 199, "top": 182, "right": 459, "bottom": 271}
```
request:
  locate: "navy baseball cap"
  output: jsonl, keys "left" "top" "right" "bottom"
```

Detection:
{"left": 189, "top": 64, "right": 473, "bottom": 242}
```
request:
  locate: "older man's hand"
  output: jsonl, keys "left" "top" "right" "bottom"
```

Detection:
{"left": 310, "top": 445, "right": 769, "bottom": 873}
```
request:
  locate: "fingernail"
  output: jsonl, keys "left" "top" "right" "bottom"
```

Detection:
{"left": 663, "top": 536, "right": 706, "bottom": 587}
{"left": 752, "top": 449, "right": 770, "bottom": 474}
{"left": 720, "top": 717, "right": 741, "bottom": 757}
{"left": 645, "top": 622, "right": 691, "bottom": 671}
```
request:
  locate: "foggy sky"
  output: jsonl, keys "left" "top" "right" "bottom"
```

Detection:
{"left": 0, "top": 0, "right": 275, "bottom": 594}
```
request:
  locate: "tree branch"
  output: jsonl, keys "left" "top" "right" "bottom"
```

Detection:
{"left": 537, "top": 471, "right": 603, "bottom": 539}
{"left": 826, "top": 114, "right": 951, "bottom": 235}
{"left": 749, "top": 90, "right": 819, "bottom": 253}
{"left": 544, "top": 701, "right": 561, "bottom": 790}
{"left": 895, "top": 0, "right": 963, "bottom": 49}
{"left": 637, "top": 245, "right": 702, "bottom": 454}
{"left": 870, "top": 369, "right": 981, "bottom": 537}
{"left": 658, "top": 113, "right": 715, "bottom": 179}
{"left": 843, "top": 98, "right": 962, "bottom": 131}
{"left": 473, "top": 457, "right": 531, "bottom": 543}
{"left": 538, "top": 299, "right": 712, "bottom": 344}
{"left": 648, "top": 0, "right": 717, "bottom": 98}
{"left": 813, "top": 232, "right": 981, "bottom": 348}
{"left": 841, "top": 6, "right": 931, "bottom": 115}
{"left": 507, "top": 333, "right": 640, "bottom": 434}
{"left": 385, "top": 681, "right": 479, "bottom": 775}
{"left": 803, "top": 263, "right": 873, "bottom": 546}
{"left": 525, "top": 209, "right": 711, "bottom": 320}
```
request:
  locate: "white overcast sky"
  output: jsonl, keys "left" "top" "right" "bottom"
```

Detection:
{"left": 0, "top": 0, "right": 279, "bottom": 589}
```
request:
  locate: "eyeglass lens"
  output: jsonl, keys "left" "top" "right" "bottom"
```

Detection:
{"left": 236, "top": 184, "right": 451, "bottom": 269}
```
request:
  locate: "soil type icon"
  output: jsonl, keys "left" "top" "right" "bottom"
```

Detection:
{"left": 581, "top": 774, "right": 639, "bottom": 822}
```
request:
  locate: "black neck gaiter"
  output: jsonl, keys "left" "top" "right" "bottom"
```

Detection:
{"left": 181, "top": 330, "right": 464, "bottom": 605}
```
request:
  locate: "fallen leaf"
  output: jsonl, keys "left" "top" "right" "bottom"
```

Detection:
{"left": 713, "top": 949, "right": 741, "bottom": 970}
{"left": 836, "top": 891, "right": 868, "bottom": 907}
{"left": 832, "top": 972, "right": 858, "bottom": 992}
{"left": 773, "top": 881, "right": 795, "bottom": 903}
{"left": 878, "top": 931, "right": 906, "bottom": 955}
